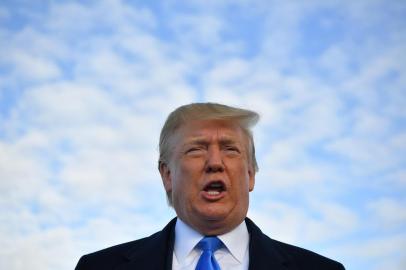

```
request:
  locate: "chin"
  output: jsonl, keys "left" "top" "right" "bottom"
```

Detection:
{"left": 200, "top": 208, "right": 242, "bottom": 227}
{"left": 194, "top": 207, "right": 225, "bottom": 221}
{"left": 198, "top": 202, "right": 230, "bottom": 215}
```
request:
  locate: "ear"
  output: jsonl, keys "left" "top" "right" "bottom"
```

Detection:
{"left": 159, "top": 161, "right": 172, "bottom": 193}
{"left": 248, "top": 166, "right": 255, "bottom": 192}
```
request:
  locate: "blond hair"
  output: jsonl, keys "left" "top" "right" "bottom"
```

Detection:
{"left": 159, "top": 103, "right": 259, "bottom": 171}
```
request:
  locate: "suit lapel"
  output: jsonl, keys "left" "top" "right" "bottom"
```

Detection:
{"left": 246, "top": 218, "right": 293, "bottom": 270}
{"left": 115, "top": 218, "right": 176, "bottom": 270}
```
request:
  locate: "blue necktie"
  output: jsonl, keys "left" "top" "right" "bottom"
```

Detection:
{"left": 195, "top": 236, "right": 222, "bottom": 270}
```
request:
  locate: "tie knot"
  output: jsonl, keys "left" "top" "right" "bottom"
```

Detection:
{"left": 197, "top": 236, "right": 222, "bottom": 252}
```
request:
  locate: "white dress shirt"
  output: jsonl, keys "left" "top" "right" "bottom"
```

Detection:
{"left": 172, "top": 218, "right": 249, "bottom": 270}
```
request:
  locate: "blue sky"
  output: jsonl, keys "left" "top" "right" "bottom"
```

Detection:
{"left": 0, "top": 1, "right": 405, "bottom": 269}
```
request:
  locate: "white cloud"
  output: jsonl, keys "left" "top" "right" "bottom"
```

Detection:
{"left": 45, "top": 0, "right": 155, "bottom": 35}
{"left": 0, "top": 227, "right": 76, "bottom": 270}
{"left": 205, "top": 58, "right": 251, "bottom": 84}
{"left": 1, "top": 1, "right": 405, "bottom": 270}
{"left": 385, "top": 169, "right": 406, "bottom": 187}
{"left": 367, "top": 198, "right": 406, "bottom": 229}
{"left": 0, "top": 141, "right": 49, "bottom": 203}
{"left": 170, "top": 13, "right": 224, "bottom": 46}
{"left": 249, "top": 200, "right": 358, "bottom": 245}
{"left": 9, "top": 51, "right": 61, "bottom": 80}
{"left": 333, "top": 233, "right": 406, "bottom": 262}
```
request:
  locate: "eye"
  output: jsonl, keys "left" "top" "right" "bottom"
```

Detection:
{"left": 224, "top": 145, "right": 240, "bottom": 153}
{"left": 185, "top": 147, "right": 205, "bottom": 155}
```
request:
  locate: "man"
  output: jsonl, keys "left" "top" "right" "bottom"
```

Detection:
{"left": 75, "top": 103, "right": 345, "bottom": 270}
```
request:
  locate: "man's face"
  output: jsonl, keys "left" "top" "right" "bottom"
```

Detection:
{"left": 159, "top": 119, "right": 255, "bottom": 235}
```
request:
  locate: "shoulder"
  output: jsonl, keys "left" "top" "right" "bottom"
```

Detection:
{"left": 75, "top": 218, "right": 177, "bottom": 270}
{"left": 270, "top": 238, "right": 345, "bottom": 269}
{"left": 245, "top": 218, "right": 345, "bottom": 270}
{"left": 75, "top": 234, "right": 156, "bottom": 270}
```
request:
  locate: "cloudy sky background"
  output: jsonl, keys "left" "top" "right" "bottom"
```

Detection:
{"left": 1, "top": 0, "right": 405, "bottom": 269}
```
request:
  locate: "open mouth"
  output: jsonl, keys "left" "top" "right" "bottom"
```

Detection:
{"left": 203, "top": 181, "right": 226, "bottom": 196}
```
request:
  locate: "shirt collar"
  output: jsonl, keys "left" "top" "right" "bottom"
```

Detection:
{"left": 174, "top": 218, "right": 203, "bottom": 263}
{"left": 174, "top": 218, "right": 249, "bottom": 264}
{"left": 217, "top": 220, "right": 249, "bottom": 263}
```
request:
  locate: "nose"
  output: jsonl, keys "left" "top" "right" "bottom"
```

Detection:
{"left": 205, "top": 146, "right": 225, "bottom": 173}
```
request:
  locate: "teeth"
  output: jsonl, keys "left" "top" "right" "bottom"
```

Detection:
{"left": 207, "top": 191, "right": 220, "bottom": 196}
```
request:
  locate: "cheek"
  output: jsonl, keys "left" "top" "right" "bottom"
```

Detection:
{"left": 173, "top": 163, "right": 199, "bottom": 192}
{"left": 232, "top": 165, "right": 251, "bottom": 190}
{"left": 180, "top": 158, "right": 205, "bottom": 176}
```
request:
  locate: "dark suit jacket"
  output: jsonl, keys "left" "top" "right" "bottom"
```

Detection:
{"left": 75, "top": 217, "right": 345, "bottom": 270}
